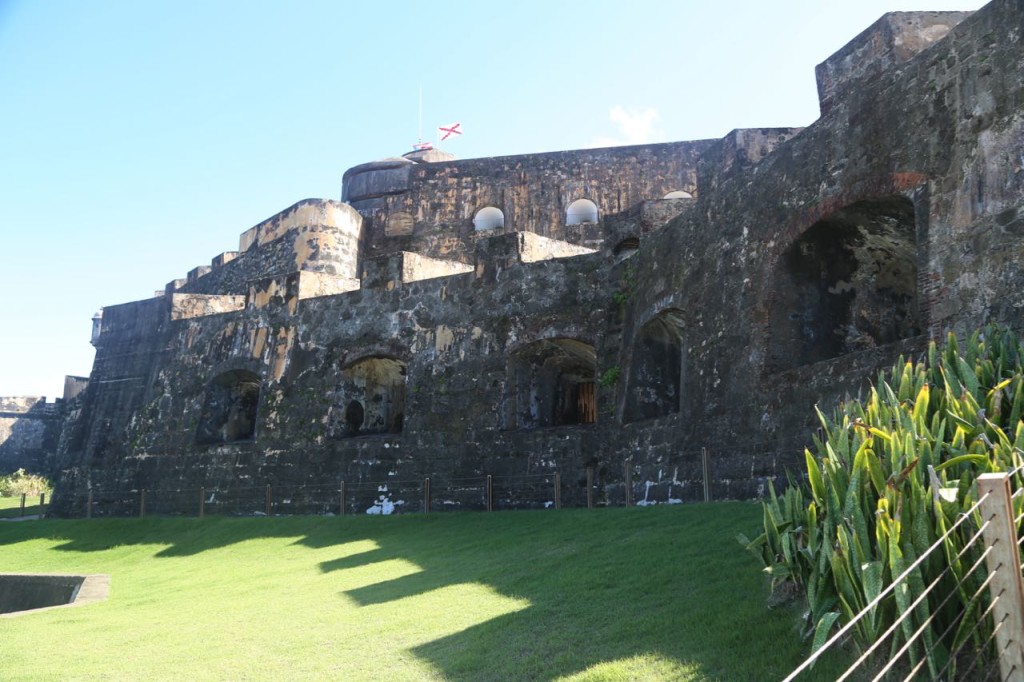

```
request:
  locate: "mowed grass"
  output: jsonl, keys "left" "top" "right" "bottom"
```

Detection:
{"left": 0, "top": 504, "right": 850, "bottom": 681}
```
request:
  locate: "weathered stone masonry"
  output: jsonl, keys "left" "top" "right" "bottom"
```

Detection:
{"left": 0, "top": 398, "right": 61, "bottom": 475}
{"left": 17, "top": 1, "right": 1024, "bottom": 515}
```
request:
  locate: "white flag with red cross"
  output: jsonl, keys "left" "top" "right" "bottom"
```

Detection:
{"left": 438, "top": 122, "right": 462, "bottom": 141}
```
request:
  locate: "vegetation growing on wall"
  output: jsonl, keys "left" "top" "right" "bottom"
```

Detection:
{"left": 612, "top": 262, "right": 636, "bottom": 312}
{"left": 742, "top": 325, "right": 1024, "bottom": 675}
{"left": 599, "top": 366, "right": 621, "bottom": 388}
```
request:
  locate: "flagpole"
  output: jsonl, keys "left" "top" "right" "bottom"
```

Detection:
{"left": 418, "top": 85, "right": 423, "bottom": 143}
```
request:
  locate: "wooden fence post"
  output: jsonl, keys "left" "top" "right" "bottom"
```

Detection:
{"left": 977, "top": 473, "right": 1024, "bottom": 682}
{"left": 624, "top": 459, "right": 633, "bottom": 506}
{"left": 86, "top": 490, "right": 93, "bottom": 519}
{"left": 554, "top": 473, "right": 561, "bottom": 510}
{"left": 199, "top": 487, "right": 205, "bottom": 518}
{"left": 586, "top": 467, "right": 594, "bottom": 509}
{"left": 486, "top": 475, "right": 493, "bottom": 512}
{"left": 339, "top": 481, "right": 346, "bottom": 516}
{"left": 19, "top": 492, "right": 25, "bottom": 517}
{"left": 424, "top": 477, "right": 431, "bottom": 513}
{"left": 702, "top": 447, "right": 711, "bottom": 503}
{"left": 39, "top": 492, "right": 45, "bottom": 514}
{"left": 139, "top": 489, "right": 146, "bottom": 518}
{"left": 265, "top": 485, "right": 272, "bottom": 517}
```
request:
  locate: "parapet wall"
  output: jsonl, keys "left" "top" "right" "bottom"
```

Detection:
{"left": 94, "top": 227, "right": 603, "bottom": 339}
{"left": 816, "top": 11, "right": 973, "bottom": 115}
{"left": 350, "top": 140, "right": 714, "bottom": 264}
{"left": 135, "top": 145, "right": 710, "bottom": 312}
{"left": 169, "top": 199, "right": 363, "bottom": 298}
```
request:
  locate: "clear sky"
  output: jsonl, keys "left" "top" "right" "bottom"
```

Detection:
{"left": 0, "top": 0, "right": 985, "bottom": 399}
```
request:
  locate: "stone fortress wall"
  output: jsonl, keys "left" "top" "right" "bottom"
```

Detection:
{"left": 0, "top": 375, "right": 87, "bottom": 477}
{"left": 5, "top": 1, "right": 1021, "bottom": 515}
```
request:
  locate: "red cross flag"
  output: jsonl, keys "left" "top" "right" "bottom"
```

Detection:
{"left": 438, "top": 122, "right": 462, "bottom": 141}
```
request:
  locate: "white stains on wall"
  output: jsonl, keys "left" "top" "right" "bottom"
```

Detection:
{"left": 634, "top": 466, "right": 686, "bottom": 506}
{"left": 435, "top": 325, "right": 456, "bottom": 354}
{"left": 365, "top": 484, "right": 406, "bottom": 515}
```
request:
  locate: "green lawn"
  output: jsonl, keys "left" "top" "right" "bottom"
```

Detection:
{"left": 0, "top": 494, "right": 47, "bottom": 518}
{"left": 0, "top": 504, "right": 850, "bottom": 681}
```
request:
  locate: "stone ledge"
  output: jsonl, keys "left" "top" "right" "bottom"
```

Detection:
{"left": 0, "top": 574, "right": 110, "bottom": 618}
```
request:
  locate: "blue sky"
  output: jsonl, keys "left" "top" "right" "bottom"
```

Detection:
{"left": 0, "top": 0, "right": 984, "bottom": 399}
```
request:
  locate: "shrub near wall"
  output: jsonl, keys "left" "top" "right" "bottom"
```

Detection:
{"left": 0, "top": 468, "right": 52, "bottom": 497}
{"left": 742, "top": 326, "right": 1024, "bottom": 676}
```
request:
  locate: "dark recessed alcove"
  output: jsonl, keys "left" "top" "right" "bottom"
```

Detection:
{"left": 507, "top": 338, "right": 597, "bottom": 429}
{"left": 329, "top": 356, "right": 406, "bottom": 438}
{"left": 767, "top": 196, "right": 921, "bottom": 372}
{"left": 624, "top": 309, "right": 686, "bottom": 423}
{"left": 196, "top": 370, "right": 261, "bottom": 445}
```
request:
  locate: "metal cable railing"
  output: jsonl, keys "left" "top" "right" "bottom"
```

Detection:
{"left": 785, "top": 472, "right": 1024, "bottom": 681}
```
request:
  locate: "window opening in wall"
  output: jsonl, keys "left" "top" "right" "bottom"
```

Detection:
{"left": 473, "top": 206, "right": 505, "bottom": 231}
{"left": 329, "top": 357, "right": 406, "bottom": 437}
{"left": 663, "top": 190, "right": 693, "bottom": 199}
{"left": 613, "top": 237, "right": 640, "bottom": 262}
{"left": 624, "top": 310, "right": 685, "bottom": 423}
{"left": 766, "top": 195, "right": 920, "bottom": 372}
{"left": 196, "top": 369, "right": 261, "bottom": 444}
{"left": 344, "top": 400, "right": 365, "bottom": 432}
{"left": 566, "top": 199, "right": 599, "bottom": 225}
{"left": 507, "top": 338, "right": 597, "bottom": 429}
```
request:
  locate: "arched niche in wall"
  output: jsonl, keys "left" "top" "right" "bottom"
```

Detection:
{"left": 566, "top": 199, "right": 599, "bottom": 225}
{"left": 624, "top": 310, "right": 685, "bottom": 423}
{"left": 196, "top": 369, "right": 261, "bottom": 444}
{"left": 766, "top": 196, "right": 921, "bottom": 372}
{"left": 613, "top": 236, "right": 640, "bottom": 263}
{"left": 507, "top": 338, "right": 597, "bottom": 429}
{"left": 473, "top": 206, "right": 505, "bottom": 231}
{"left": 663, "top": 190, "right": 693, "bottom": 199}
{"left": 329, "top": 356, "right": 407, "bottom": 437}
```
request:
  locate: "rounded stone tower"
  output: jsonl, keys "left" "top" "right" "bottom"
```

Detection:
{"left": 341, "top": 149, "right": 456, "bottom": 214}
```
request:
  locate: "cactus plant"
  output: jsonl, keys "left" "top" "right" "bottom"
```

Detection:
{"left": 741, "top": 325, "right": 1024, "bottom": 674}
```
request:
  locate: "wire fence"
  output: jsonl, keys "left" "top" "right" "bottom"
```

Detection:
{"left": 46, "top": 438, "right": 788, "bottom": 518}
{"left": 0, "top": 492, "right": 48, "bottom": 519}
{"left": 50, "top": 468, "right": 658, "bottom": 519}
{"left": 784, "top": 471, "right": 1024, "bottom": 681}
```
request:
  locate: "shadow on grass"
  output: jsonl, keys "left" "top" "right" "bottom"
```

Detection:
{"left": 0, "top": 505, "right": 850, "bottom": 680}
{"left": 0, "top": 501, "right": 46, "bottom": 519}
